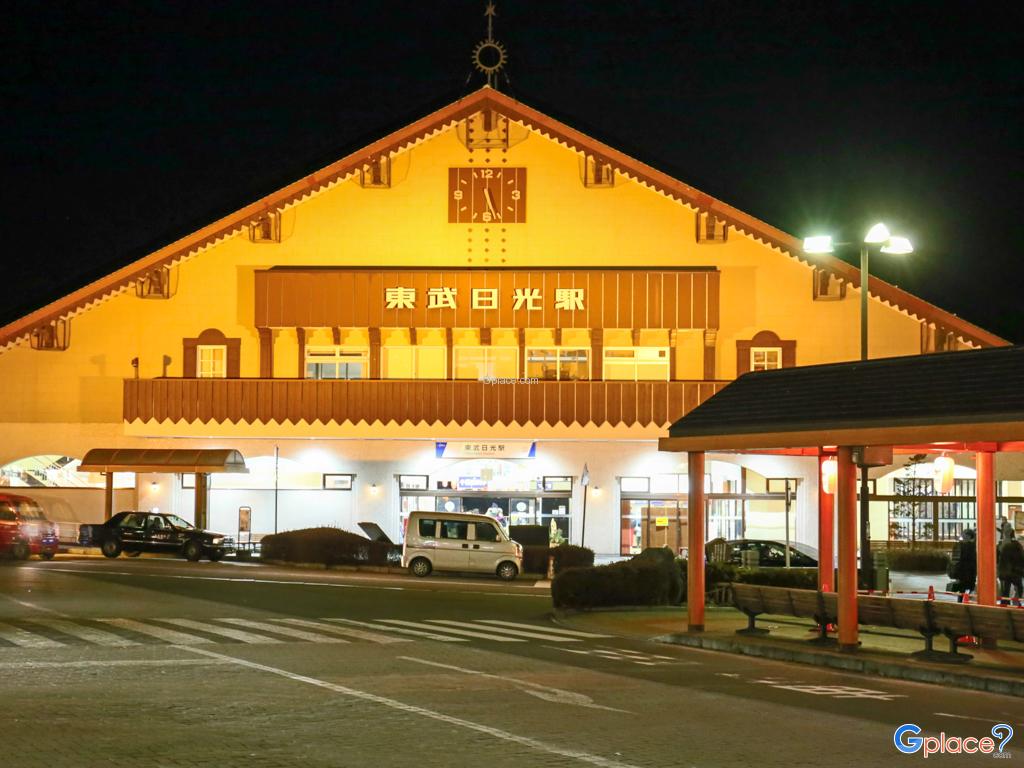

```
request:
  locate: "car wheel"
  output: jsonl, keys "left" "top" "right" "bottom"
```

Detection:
{"left": 409, "top": 557, "right": 432, "bottom": 577}
{"left": 40, "top": 551, "right": 56, "bottom": 561}
{"left": 100, "top": 539, "right": 122, "bottom": 559}
{"left": 496, "top": 561, "right": 519, "bottom": 581}
{"left": 11, "top": 541, "right": 30, "bottom": 561}
{"left": 208, "top": 551, "right": 223, "bottom": 562}
{"left": 183, "top": 540, "right": 203, "bottom": 562}
{"left": 125, "top": 550, "right": 141, "bottom": 557}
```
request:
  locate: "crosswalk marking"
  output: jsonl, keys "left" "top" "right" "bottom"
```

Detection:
{"left": 96, "top": 618, "right": 214, "bottom": 645}
{"left": 216, "top": 618, "right": 348, "bottom": 644}
{"left": 325, "top": 618, "right": 467, "bottom": 642}
{"left": 475, "top": 620, "right": 611, "bottom": 639}
{"left": 427, "top": 620, "right": 580, "bottom": 642}
{"left": 274, "top": 618, "right": 411, "bottom": 644}
{"left": 159, "top": 618, "right": 283, "bottom": 644}
{"left": 26, "top": 619, "right": 139, "bottom": 648}
{"left": 0, "top": 622, "right": 65, "bottom": 649}
{"left": 382, "top": 620, "right": 523, "bottom": 643}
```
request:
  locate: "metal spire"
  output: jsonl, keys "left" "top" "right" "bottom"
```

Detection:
{"left": 472, "top": 2, "right": 507, "bottom": 88}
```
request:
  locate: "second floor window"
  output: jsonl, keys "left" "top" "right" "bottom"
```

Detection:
{"left": 526, "top": 348, "right": 589, "bottom": 381}
{"left": 750, "top": 347, "right": 782, "bottom": 371}
{"left": 196, "top": 345, "right": 227, "bottom": 378}
{"left": 604, "top": 347, "right": 670, "bottom": 381}
{"left": 305, "top": 347, "right": 368, "bottom": 380}
{"left": 454, "top": 346, "right": 519, "bottom": 379}
{"left": 382, "top": 346, "right": 446, "bottom": 379}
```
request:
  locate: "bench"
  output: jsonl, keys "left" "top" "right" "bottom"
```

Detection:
{"left": 731, "top": 584, "right": 1024, "bottom": 664}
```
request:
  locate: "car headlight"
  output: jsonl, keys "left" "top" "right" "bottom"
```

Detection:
{"left": 210, "top": 537, "right": 224, "bottom": 546}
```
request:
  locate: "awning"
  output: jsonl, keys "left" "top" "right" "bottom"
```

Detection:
{"left": 78, "top": 448, "right": 249, "bottom": 474}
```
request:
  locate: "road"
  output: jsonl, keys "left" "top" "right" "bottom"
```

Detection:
{"left": 1, "top": 556, "right": 1020, "bottom": 767}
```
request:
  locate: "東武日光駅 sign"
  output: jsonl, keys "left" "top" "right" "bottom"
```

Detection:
{"left": 435, "top": 441, "right": 537, "bottom": 459}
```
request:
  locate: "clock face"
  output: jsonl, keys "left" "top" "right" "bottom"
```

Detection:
{"left": 448, "top": 167, "right": 526, "bottom": 224}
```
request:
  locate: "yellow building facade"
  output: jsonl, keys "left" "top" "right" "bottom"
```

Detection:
{"left": 0, "top": 88, "right": 1006, "bottom": 556}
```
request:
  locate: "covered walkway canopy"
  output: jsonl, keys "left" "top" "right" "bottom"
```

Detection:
{"left": 659, "top": 345, "right": 1024, "bottom": 650}
{"left": 79, "top": 448, "right": 248, "bottom": 529}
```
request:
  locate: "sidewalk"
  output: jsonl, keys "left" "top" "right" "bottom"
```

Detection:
{"left": 555, "top": 604, "right": 1024, "bottom": 698}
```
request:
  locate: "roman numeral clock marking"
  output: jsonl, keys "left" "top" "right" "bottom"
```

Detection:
{"left": 448, "top": 167, "right": 526, "bottom": 224}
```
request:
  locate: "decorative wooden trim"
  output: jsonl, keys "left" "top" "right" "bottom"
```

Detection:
{"left": 518, "top": 329, "right": 527, "bottom": 378}
{"left": 182, "top": 328, "right": 240, "bottom": 378}
{"left": 296, "top": 328, "right": 306, "bottom": 378}
{"left": 258, "top": 328, "right": 273, "bottom": 379}
{"left": 703, "top": 329, "right": 717, "bottom": 380}
{"left": 331, "top": 327, "right": 341, "bottom": 346}
{"left": 368, "top": 328, "right": 381, "bottom": 379}
{"left": 591, "top": 329, "right": 604, "bottom": 381}
{"left": 736, "top": 330, "right": 795, "bottom": 375}
{"left": 445, "top": 328, "right": 454, "bottom": 380}
{"left": 480, "top": 328, "right": 492, "bottom": 345}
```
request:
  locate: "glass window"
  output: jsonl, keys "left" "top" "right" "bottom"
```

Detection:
{"left": 382, "top": 346, "right": 447, "bottom": 379}
{"left": 417, "top": 519, "right": 437, "bottom": 537}
{"left": 118, "top": 513, "right": 146, "bottom": 528}
{"left": 454, "top": 347, "right": 519, "bottom": 379}
{"left": 526, "top": 348, "right": 589, "bottom": 381}
{"left": 440, "top": 520, "right": 469, "bottom": 540}
{"left": 751, "top": 347, "right": 782, "bottom": 371}
{"left": 620, "top": 476, "right": 650, "bottom": 493}
{"left": 543, "top": 476, "right": 573, "bottom": 492}
{"left": 322, "top": 474, "right": 354, "bottom": 490}
{"left": 473, "top": 522, "right": 501, "bottom": 542}
{"left": 651, "top": 474, "right": 682, "bottom": 493}
{"left": 399, "top": 475, "right": 429, "bottom": 490}
{"left": 305, "top": 347, "right": 368, "bottom": 380}
{"left": 165, "top": 515, "right": 195, "bottom": 530}
{"left": 0, "top": 504, "right": 16, "bottom": 521}
{"left": 604, "top": 348, "right": 670, "bottom": 381}
{"left": 196, "top": 345, "right": 227, "bottom": 378}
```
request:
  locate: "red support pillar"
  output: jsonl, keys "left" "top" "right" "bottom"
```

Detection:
{"left": 975, "top": 451, "right": 996, "bottom": 607}
{"left": 818, "top": 454, "right": 835, "bottom": 592}
{"left": 837, "top": 446, "right": 859, "bottom": 651}
{"left": 687, "top": 450, "right": 706, "bottom": 632}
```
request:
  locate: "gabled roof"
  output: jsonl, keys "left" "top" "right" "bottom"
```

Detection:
{"left": 659, "top": 345, "right": 1024, "bottom": 451}
{"left": 0, "top": 87, "right": 1008, "bottom": 350}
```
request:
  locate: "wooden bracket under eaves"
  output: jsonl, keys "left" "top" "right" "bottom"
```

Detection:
{"left": 248, "top": 210, "right": 281, "bottom": 243}
{"left": 695, "top": 210, "right": 728, "bottom": 244}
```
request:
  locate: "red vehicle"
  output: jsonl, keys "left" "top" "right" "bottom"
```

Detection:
{"left": 0, "top": 493, "right": 59, "bottom": 560}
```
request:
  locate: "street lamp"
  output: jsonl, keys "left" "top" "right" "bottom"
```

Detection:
{"left": 803, "top": 223, "right": 913, "bottom": 587}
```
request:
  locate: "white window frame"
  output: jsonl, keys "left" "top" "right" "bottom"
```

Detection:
{"left": 525, "top": 347, "right": 590, "bottom": 381}
{"left": 305, "top": 346, "right": 369, "bottom": 380}
{"left": 381, "top": 345, "right": 448, "bottom": 379}
{"left": 603, "top": 347, "right": 670, "bottom": 381}
{"left": 750, "top": 346, "right": 782, "bottom": 372}
{"left": 196, "top": 345, "right": 227, "bottom": 379}
{"left": 453, "top": 346, "right": 519, "bottom": 380}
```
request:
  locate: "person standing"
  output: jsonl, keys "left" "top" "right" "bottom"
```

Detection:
{"left": 997, "top": 531, "right": 1024, "bottom": 605}
{"left": 949, "top": 528, "right": 977, "bottom": 602}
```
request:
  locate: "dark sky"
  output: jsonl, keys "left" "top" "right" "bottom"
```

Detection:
{"left": 5, "top": 0, "right": 1022, "bottom": 341}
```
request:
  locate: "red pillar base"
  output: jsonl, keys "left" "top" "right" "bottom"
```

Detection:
{"left": 688, "top": 624, "right": 705, "bottom": 633}
{"left": 839, "top": 643, "right": 858, "bottom": 654}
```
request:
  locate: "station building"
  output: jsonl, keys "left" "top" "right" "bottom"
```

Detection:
{"left": 0, "top": 86, "right": 1013, "bottom": 554}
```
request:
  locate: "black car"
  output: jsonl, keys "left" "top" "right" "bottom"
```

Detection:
{"left": 721, "top": 539, "right": 819, "bottom": 568}
{"left": 79, "top": 511, "right": 233, "bottom": 562}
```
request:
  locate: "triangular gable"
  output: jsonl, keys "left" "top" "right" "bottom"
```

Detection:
{"left": 0, "top": 86, "right": 1007, "bottom": 350}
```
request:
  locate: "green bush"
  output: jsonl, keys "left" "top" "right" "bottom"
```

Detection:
{"left": 261, "top": 527, "right": 392, "bottom": 566}
{"left": 552, "top": 547, "right": 680, "bottom": 609}
{"left": 522, "top": 543, "right": 595, "bottom": 574}
{"left": 676, "top": 559, "right": 818, "bottom": 600}
{"left": 509, "top": 525, "right": 548, "bottom": 546}
{"left": 885, "top": 548, "right": 949, "bottom": 573}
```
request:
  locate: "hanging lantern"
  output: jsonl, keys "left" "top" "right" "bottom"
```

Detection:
{"left": 933, "top": 456, "right": 955, "bottom": 494}
{"left": 820, "top": 457, "right": 838, "bottom": 495}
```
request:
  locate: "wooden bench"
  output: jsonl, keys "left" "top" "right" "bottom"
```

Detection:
{"left": 732, "top": 584, "right": 1024, "bottom": 663}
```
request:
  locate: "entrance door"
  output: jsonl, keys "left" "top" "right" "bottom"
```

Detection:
{"left": 620, "top": 499, "right": 687, "bottom": 556}
{"left": 434, "top": 517, "right": 471, "bottom": 570}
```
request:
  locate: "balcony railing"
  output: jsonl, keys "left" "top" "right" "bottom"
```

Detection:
{"left": 123, "top": 378, "right": 726, "bottom": 428}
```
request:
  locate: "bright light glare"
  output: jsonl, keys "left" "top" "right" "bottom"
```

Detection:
{"left": 864, "top": 222, "right": 891, "bottom": 243}
{"left": 802, "top": 235, "right": 834, "bottom": 254}
{"left": 881, "top": 235, "right": 913, "bottom": 254}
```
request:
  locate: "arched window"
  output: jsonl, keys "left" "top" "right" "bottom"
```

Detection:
{"left": 182, "top": 328, "right": 241, "bottom": 378}
{"left": 736, "top": 330, "right": 796, "bottom": 375}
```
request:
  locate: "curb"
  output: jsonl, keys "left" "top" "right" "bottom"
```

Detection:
{"left": 260, "top": 559, "right": 406, "bottom": 575}
{"left": 656, "top": 632, "right": 1024, "bottom": 699}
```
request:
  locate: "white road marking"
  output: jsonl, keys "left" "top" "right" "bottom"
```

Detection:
{"left": 26, "top": 618, "right": 139, "bottom": 647}
{"left": 399, "top": 656, "right": 631, "bottom": 713}
{"left": 0, "top": 658, "right": 230, "bottom": 670}
{"left": 934, "top": 712, "right": 1024, "bottom": 726}
{"left": 0, "top": 591, "right": 70, "bottom": 617}
{"left": 384, "top": 620, "right": 522, "bottom": 642}
{"left": 96, "top": 618, "right": 215, "bottom": 645}
{"left": 477, "top": 620, "right": 611, "bottom": 638}
{"left": 0, "top": 622, "right": 65, "bottom": 648}
{"left": 216, "top": 618, "right": 348, "bottom": 644}
{"left": 426, "top": 620, "right": 580, "bottom": 642}
{"left": 752, "top": 678, "right": 906, "bottom": 701}
{"left": 159, "top": 618, "right": 283, "bottom": 644}
{"left": 546, "top": 646, "right": 698, "bottom": 666}
{"left": 324, "top": 618, "right": 467, "bottom": 642}
{"left": 274, "top": 618, "right": 411, "bottom": 644}
{"left": 182, "top": 645, "right": 641, "bottom": 768}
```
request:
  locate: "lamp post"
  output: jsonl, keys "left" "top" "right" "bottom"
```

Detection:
{"left": 804, "top": 224, "right": 913, "bottom": 588}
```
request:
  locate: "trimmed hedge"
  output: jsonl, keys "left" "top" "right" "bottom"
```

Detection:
{"left": 509, "top": 525, "right": 549, "bottom": 546}
{"left": 678, "top": 560, "right": 819, "bottom": 600}
{"left": 884, "top": 548, "right": 949, "bottom": 573}
{"left": 552, "top": 547, "right": 682, "bottom": 609}
{"left": 523, "top": 544, "right": 595, "bottom": 574}
{"left": 261, "top": 527, "right": 393, "bottom": 566}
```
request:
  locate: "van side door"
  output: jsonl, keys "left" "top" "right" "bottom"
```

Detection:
{"left": 434, "top": 518, "right": 471, "bottom": 571}
{"left": 469, "top": 520, "right": 506, "bottom": 571}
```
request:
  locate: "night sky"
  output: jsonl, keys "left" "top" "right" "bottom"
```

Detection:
{"left": 5, "top": 1, "right": 1022, "bottom": 341}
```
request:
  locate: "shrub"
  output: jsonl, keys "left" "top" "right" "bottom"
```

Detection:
{"left": 509, "top": 525, "right": 548, "bottom": 546}
{"left": 552, "top": 547, "right": 680, "bottom": 609}
{"left": 676, "top": 559, "right": 818, "bottom": 600}
{"left": 522, "top": 543, "right": 595, "bottom": 574}
{"left": 261, "top": 527, "right": 392, "bottom": 566}
{"left": 885, "top": 548, "right": 949, "bottom": 573}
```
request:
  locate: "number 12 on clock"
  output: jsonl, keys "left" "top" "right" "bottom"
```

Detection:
{"left": 448, "top": 167, "right": 527, "bottom": 224}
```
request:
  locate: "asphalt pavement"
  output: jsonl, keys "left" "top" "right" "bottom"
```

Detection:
{"left": 1, "top": 556, "right": 1020, "bottom": 767}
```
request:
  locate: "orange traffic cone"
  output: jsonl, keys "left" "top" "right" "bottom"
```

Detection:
{"left": 958, "top": 591, "right": 979, "bottom": 648}
{"left": 927, "top": 585, "right": 935, "bottom": 601}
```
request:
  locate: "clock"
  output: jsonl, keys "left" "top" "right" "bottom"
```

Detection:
{"left": 448, "top": 167, "right": 526, "bottom": 224}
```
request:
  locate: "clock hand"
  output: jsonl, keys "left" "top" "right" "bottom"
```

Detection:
{"left": 484, "top": 188, "right": 500, "bottom": 220}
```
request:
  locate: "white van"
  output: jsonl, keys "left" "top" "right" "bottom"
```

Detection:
{"left": 403, "top": 511, "right": 523, "bottom": 581}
